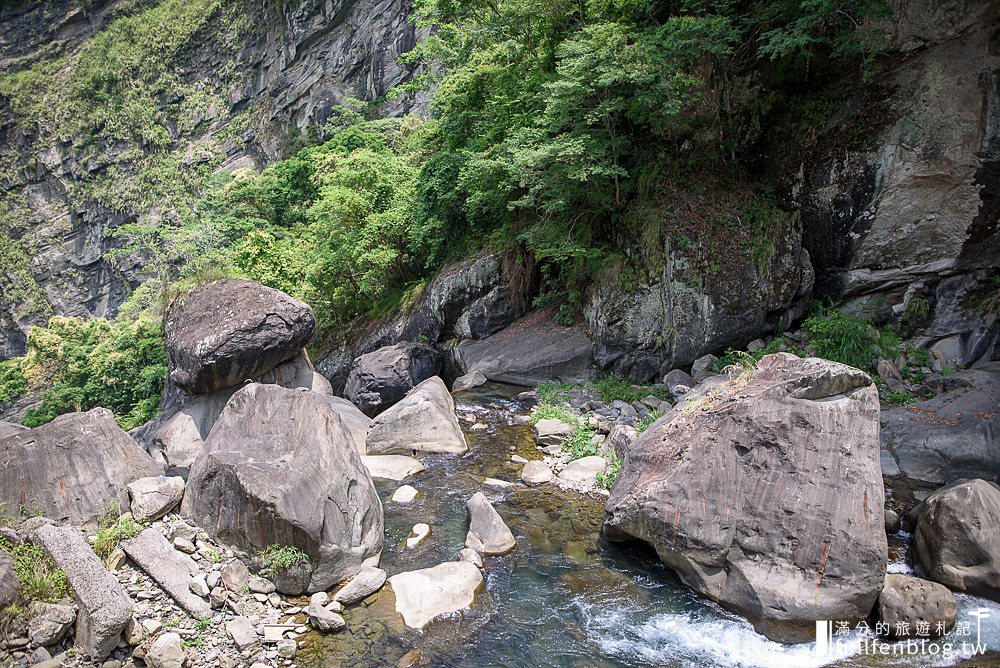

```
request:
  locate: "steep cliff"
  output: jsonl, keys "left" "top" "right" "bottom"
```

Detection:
{"left": 0, "top": 0, "right": 423, "bottom": 358}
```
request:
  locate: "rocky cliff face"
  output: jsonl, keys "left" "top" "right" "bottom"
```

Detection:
{"left": 0, "top": 0, "right": 423, "bottom": 358}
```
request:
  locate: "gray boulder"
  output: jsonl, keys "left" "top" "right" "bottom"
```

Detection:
{"left": 881, "top": 363, "right": 1000, "bottom": 485}
{"left": 182, "top": 384, "right": 383, "bottom": 594}
{"left": 465, "top": 492, "right": 516, "bottom": 555}
{"left": 307, "top": 593, "right": 346, "bottom": 632}
{"left": 145, "top": 632, "right": 185, "bottom": 668}
{"left": 663, "top": 369, "right": 695, "bottom": 397}
{"left": 121, "top": 528, "right": 210, "bottom": 616}
{"left": 165, "top": 278, "right": 315, "bottom": 394}
{"left": 28, "top": 602, "right": 76, "bottom": 647}
{"left": 365, "top": 377, "right": 467, "bottom": 455}
{"left": 344, "top": 342, "right": 442, "bottom": 416}
{"left": 454, "top": 306, "right": 594, "bottom": 386}
{"left": 878, "top": 574, "right": 957, "bottom": 639}
{"left": 690, "top": 355, "right": 718, "bottom": 383}
{"left": 334, "top": 566, "right": 387, "bottom": 605}
{"left": 0, "top": 408, "right": 162, "bottom": 524}
{"left": 127, "top": 476, "right": 185, "bottom": 522}
{"left": 605, "top": 353, "right": 887, "bottom": 643}
{"left": 913, "top": 479, "right": 1000, "bottom": 600}
{"left": 317, "top": 395, "right": 371, "bottom": 455}
{"left": 452, "top": 371, "right": 487, "bottom": 393}
{"left": 32, "top": 524, "right": 132, "bottom": 659}
{"left": 533, "top": 419, "right": 574, "bottom": 447}
{"left": 0, "top": 551, "right": 18, "bottom": 609}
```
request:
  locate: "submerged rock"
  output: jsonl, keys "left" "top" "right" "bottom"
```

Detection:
{"left": 365, "top": 377, "right": 468, "bottom": 455}
{"left": 345, "top": 342, "right": 442, "bottom": 416}
{"left": 165, "top": 278, "right": 315, "bottom": 394}
{"left": 182, "top": 384, "right": 383, "bottom": 594}
{"left": 388, "top": 562, "right": 484, "bottom": 629}
{"left": 520, "top": 460, "right": 552, "bottom": 486}
{"left": 913, "top": 479, "right": 1000, "bottom": 600}
{"left": 605, "top": 353, "right": 887, "bottom": 643}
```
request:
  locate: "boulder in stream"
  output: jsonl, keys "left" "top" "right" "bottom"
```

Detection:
{"left": 344, "top": 342, "right": 442, "bottom": 416}
{"left": 365, "top": 377, "right": 468, "bottom": 455}
{"left": 465, "top": 492, "right": 516, "bottom": 555}
{"left": 388, "top": 562, "right": 484, "bottom": 629}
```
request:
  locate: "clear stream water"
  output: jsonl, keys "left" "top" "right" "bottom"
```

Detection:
{"left": 297, "top": 384, "right": 1000, "bottom": 668}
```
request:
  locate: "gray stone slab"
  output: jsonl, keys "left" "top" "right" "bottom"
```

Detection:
{"left": 122, "top": 528, "right": 210, "bottom": 615}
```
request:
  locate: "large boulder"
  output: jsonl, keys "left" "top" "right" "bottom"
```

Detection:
{"left": 465, "top": 492, "right": 516, "bottom": 556}
{"left": 0, "top": 408, "right": 162, "bottom": 524}
{"left": 318, "top": 395, "right": 372, "bottom": 454}
{"left": 913, "top": 479, "right": 1000, "bottom": 600}
{"left": 881, "top": 364, "right": 1000, "bottom": 485}
{"left": 0, "top": 420, "right": 26, "bottom": 438}
{"left": 127, "top": 476, "right": 185, "bottom": 522}
{"left": 878, "top": 574, "right": 957, "bottom": 639}
{"left": 365, "top": 377, "right": 467, "bottom": 455}
{"left": 604, "top": 353, "right": 887, "bottom": 643}
{"left": 344, "top": 342, "right": 443, "bottom": 416}
{"left": 182, "top": 384, "right": 383, "bottom": 594}
{"left": 387, "top": 561, "right": 484, "bottom": 630}
{"left": 454, "top": 306, "right": 594, "bottom": 386}
{"left": 165, "top": 279, "right": 315, "bottom": 394}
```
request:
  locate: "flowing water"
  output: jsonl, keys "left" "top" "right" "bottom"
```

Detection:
{"left": 298, "top": 384, "right": 1000, "bottom": 668}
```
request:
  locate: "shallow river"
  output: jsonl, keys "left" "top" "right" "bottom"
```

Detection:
{"left": 297, "top": 384, "right": 1000, "bottom": 668}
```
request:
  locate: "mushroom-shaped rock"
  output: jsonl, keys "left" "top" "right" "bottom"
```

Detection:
{"left": 465, "top": 492, "right": 516, "bottom": 555}
{"left": 0, "top": 408, "right": 162, "bottom": 525}
{"left": 365, "top": 377, "right": 468, "bottom": 455}
{"left": 913, "top": 479, "right": 1000, "bottom": 599}
{"left": 181, "top": 384, "right": 383, "bottom": 594}
{"left": 605, "top": 354, "right": 887, "bottom": 643}
{"left": 165, "top": 278, "right": 315, "bottom": 394}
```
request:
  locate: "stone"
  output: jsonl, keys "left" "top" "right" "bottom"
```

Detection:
{"left": 454, "top": 306, "right": 594, "bottom": 386}
{"left": 307, "top": 593, "right": 346, "bottom": 633}
{"left": 511, "top": 455, "right": 528, "bottom": 464}
{"left": 276, "top": 638, "right": 297, "bottom": 659}
{"left": 226, "top": 616, "right": 259, "bottom": 650}
{"left": 365, "top": 377, "right": 468, "bottom": 455}
{"left": 0, "top": 551, "right": 19, "bottom": 609}
{"left": 248, "top": 576, "right": 275, "bottom": 594}
{"left": 913, "top": 479, "right": 1000, "bottom": 599}
{"left": 663, "top": 369, "right": 695, "bottom": 397}
{"left": 220, "top": 559, "right": 249, "bottom": 592}
{"left": 120, "top": 528, "right": 210, "bottom": 616}
{"left": 465, "top": 492, "right": 516, "bottom": 556}
{"left": 0, "top": 408, "right": 162, "bottom": 524}
{"left": 606, "top": 423, "right": 638, "bottom": 461}
{"left": 520, "top": 461, "right": 552, "bottom": 486}
{"left": 885, "top": 508, "right": 900, "bottom": 535}
{"left": 145, "top": 632, "right": 184, "bottom": 668}
{"left": 127, "top": 476, "right": 185, "bottom": 522}
{"left": 165, "top": 278, "right": 315, "bottom": 394}
{"left": 390, "top": 485, "right": 419, "bottom": 503}
{"left": 32, "top": 524, "right": 132, "bottom": 659}
{"left": 334, "top": 566, "right": 387, "bottom": 605}
{"left": 556, "top": 456, "right": 607, "bottom": 491}
{"left": 0, "top": 421, "right": 26, "bottom": 439}
{"left": 482, "top": 478, "right": 515, "bottom": 489}
{"left": 317, "top": 395, "right": 372, "bottom": 455}
{"left": 878, "top": 574, "right": 957, "bottom": 639}
{"left": 172, "top": 537, "right": 196, "bottom": 554}
{"left": 604, "top": 353, "right": 887, "bottom": 643}
{"left": 28, "top": 603, "right": 75, "bottom": 647}
{"left": 533, "top": 419, "right": 575, "bottom": 447}
{"left": 452, "top": 371, "right": 487, "bottom": 393}
{"left": 344, "top": 342, "right": 443, "bottom": 416}
{"left": 388, "top": 562, "right": 484, "bottom": 630}
{"left": 182, "top": 384, "right": 383, "bottom": 594}
{"left": 690, "top": 354, "right": 718, "bottom": 383}
{"left": 880, "top": 364, "right": 1000, "bottom": 485}
{"left": 406, "top": 523, "right": 431, "bottom": 549}
{"left": 362, "top": 456, "right": 425, "bottom": 481}
{"left": 123, "top": 616, "right": 143, "bottom": 645}
{"left": 189, "top": 574, "right": 210, "bottom": 598}
{"left": 209, "top": 587, "right": 228, "bottom": 609}
{"left": 105, "top": 547, "right": 126, "bottom": 572}
{"left": 458, "top": 548, "right": 483, "bottom": 568}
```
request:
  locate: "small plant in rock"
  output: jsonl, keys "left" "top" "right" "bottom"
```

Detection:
{"left": 0, "top": 538, "right": 70, "bottom": 604}
{"left": 597, "top": 452, "right": 622, "bottom": 491}
{"left": 637, "top": 410, "right": 662, "bottom": 433}
{"left": 902, "top": 296, "right": 929, "bottom": 321}
{"left": 593, "top": 375, "right": 667, "bottom": 404}
{"left": 258, "top": 544, "right": 309, "bottom": 575}
{"left": 93, "top": 510, "right": 145, "bottom": 560}
{"left": 204, "top": 548, "right": 222, "bottom": 563}
{"left": 566, "top": 426, "right": 599, "bottom": 460}
{"left": 530, "top": 403, "right": 578, "bottom": 426}
{"left": 195, "top": 615, "right": 212, "bottom": 631}
{"left": 535, "top": 381, "right": 574, "bottom": 405}
{"left": 907, "top": 346, "right": 931, "bottom": 368}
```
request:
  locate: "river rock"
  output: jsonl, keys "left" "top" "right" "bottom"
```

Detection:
{"left": 182, "top": 384, "right": 383, "bottom": 594}
{"left": 533, "top": 419, "right": 574, "bottom": 447}
{"left": 226, "top": 616, "right": 260, "bottom": 649}
{"left": 28, "top": 603, "right": 76, "bottom": 647}
{"left": 878, "top": 574, "right": 957, "bottom": 639}
{"left": 344, "top": 342, "right": 442, "bottom": 416}
{"left": 454, "top": 306, "right": 594, "bottom": 386}
{"left": 0, "top": 552, "right": 18, "bottom": 609}
{"left": 458, "top": 548, "right": 483, "bottom": 568}
{"left": 605, "top": 353, "right": 887, "bottom": 643}
{"left": 307, "top": 593, "right": 346, "bottom": 632}
{"left": 365, "top": 377, "right": 468, "bottom": 455}
{"left": 556, "top": 456, "right": 607, "bottom": 491}
{"left": 664, "top": 369, "right": 695, "bottom": 397}
{"left": 221, "top": 559, "right": 249, "bottom": 592}
{"left": 362, "top": 455, "right": 425, "bottom": 480}
{"left": 913, "top": 479, "right": 1000, "bottom": 599}
{"left": 390, "top": 485, "right": 419, "bottom": 503}
{"left": 145, "top": 632, "right": 184, "bottom": 668}
{"left": 520, "top": 460, "right": 552, "bottom": 485}
{"left": 452, "top": 371, "right": 487, "bottom": 392}
{"left": 881, "top": 363, "right": 1000, "bottom": 485}
{"left": 32, "top": 523, "right": 133, "bottom": 658}
{"left": 606, "top": 423, "right": 638, "bottom": 460}
{"left": 387, "top": 562, "right": 484, "bottom": 629}
{"left": 248, "top": 576, "right": 275, "bottom": 594}
{"left": 0, "top": 408, "right": 162, "bottom": 524}
{"left": 465, "top": 492, "right": 516, "bottom": 555}
{"left": 165, "top": 278, "right": 315, "bottom": 394}
{"left": 121, "top": 529, "right": 210, "bottom": 616}
{"left": 127, "top": 476, "right": 185, "bottom": 522}
{"left": 406, "top": 523, "right": 431, "bottom": 549}
{"left": 335, "top": 566, "right": 387, "bottom": 605}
